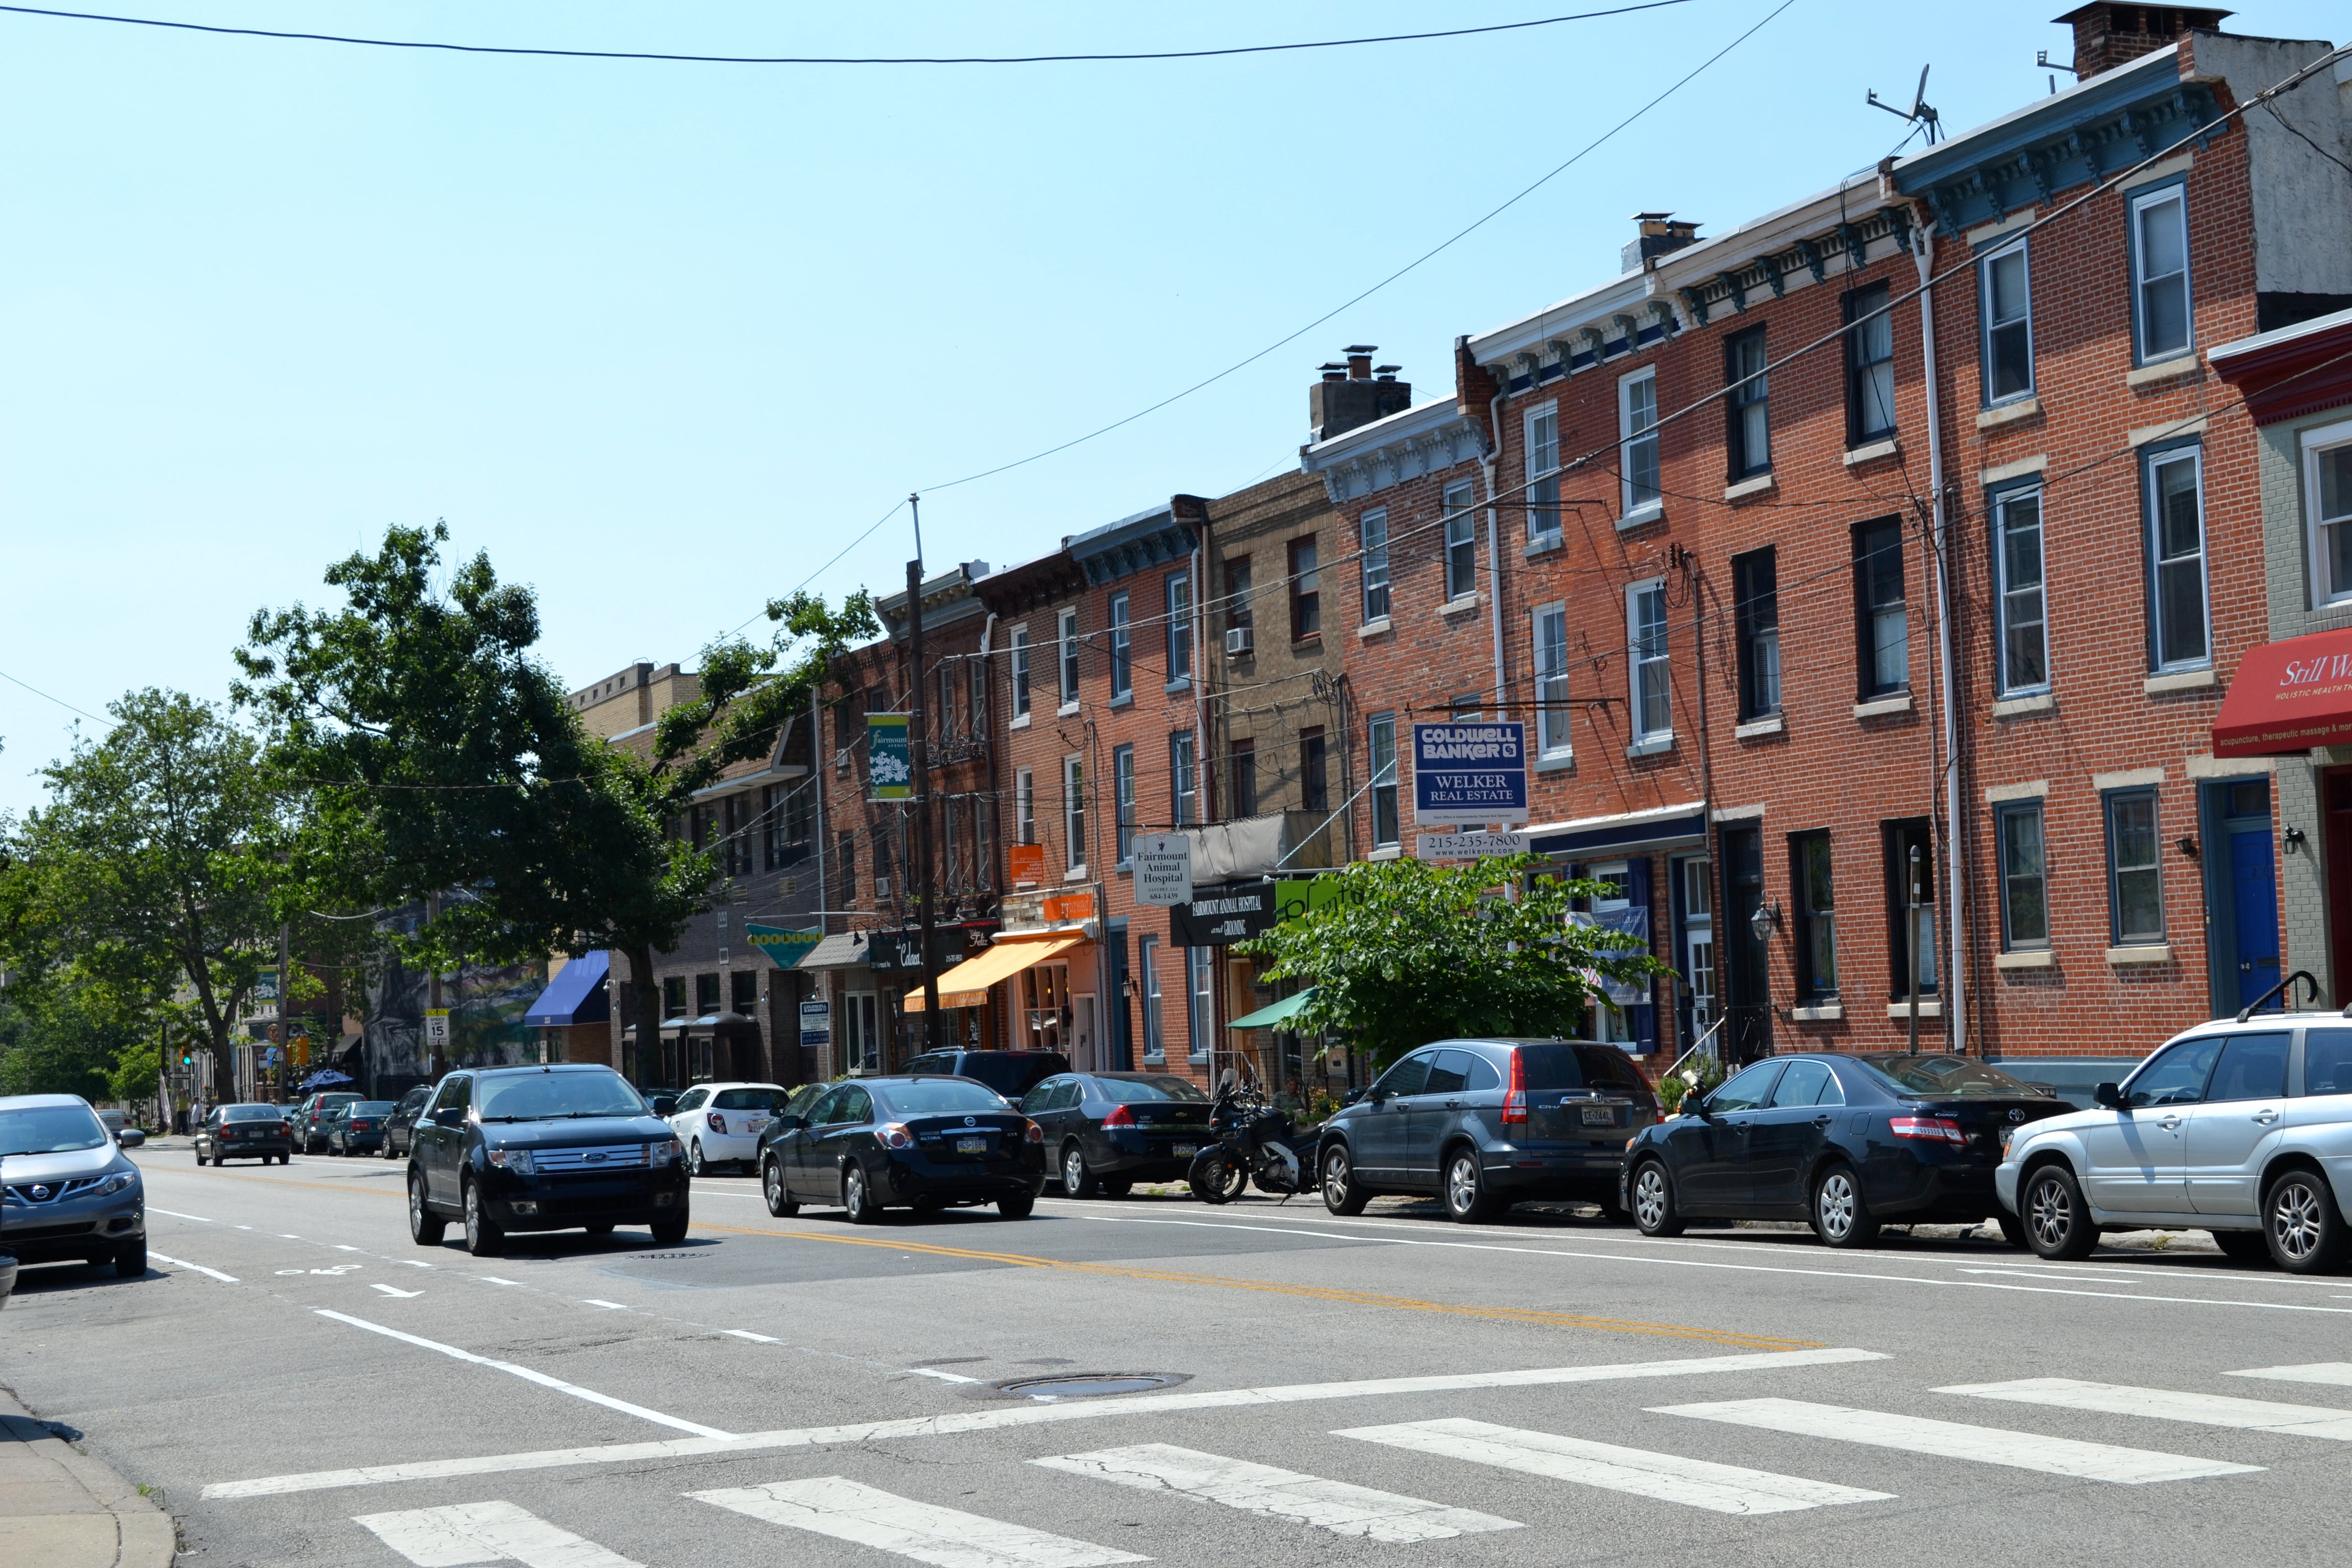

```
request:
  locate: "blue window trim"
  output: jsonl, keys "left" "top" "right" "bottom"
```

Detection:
{"left": 2123, "top": 172, "right": 2193, "bottom": 369}
{"left": 1973, "top": 233, "right": 2035, "bottom": 409}
{"left": 2101, "top": 785, "right": 2165, "bottom": 945}
{"left": 2139, "top": 435, "right": 2211, "bottom": 675}
{"left": 1993, "top": 799, "right": 2050, "bottom": 952}
{"left": 1107, "top": 591, "right": 1131, "bottom": 702}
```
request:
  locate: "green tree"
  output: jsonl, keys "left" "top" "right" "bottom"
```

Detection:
{"left": 1234, "top": 854, "right": 1665, "bottom": 1070}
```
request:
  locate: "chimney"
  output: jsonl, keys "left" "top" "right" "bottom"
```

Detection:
{"left": 1308, "top": 347, "right": 1412, "bottom": 443}
{"left": 2053, "top": 5, "right": 2232, "bottom": 80}
{"left": 1622, "top": 212, "right": 1702, "bottom": 273}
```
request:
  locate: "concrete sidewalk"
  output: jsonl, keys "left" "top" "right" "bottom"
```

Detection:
{"left": 0, "top": 1387, "right": 174, "bottom": 1566}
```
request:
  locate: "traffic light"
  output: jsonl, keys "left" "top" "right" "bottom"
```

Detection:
{"left": 179, "top": 1048, "right": 193, "bottom": 1067}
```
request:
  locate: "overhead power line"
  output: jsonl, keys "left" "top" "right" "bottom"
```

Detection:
{"left": 0, "top": 2, "right": 1699, "bottom": 66}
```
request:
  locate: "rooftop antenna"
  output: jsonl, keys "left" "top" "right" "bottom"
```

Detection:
{"left": 1867, "top": 63, "right": 1942, "bottom": 145}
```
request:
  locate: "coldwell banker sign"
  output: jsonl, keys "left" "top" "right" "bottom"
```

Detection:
{"left": 1411, "top": 721, "right": 1528, "bottom": 826}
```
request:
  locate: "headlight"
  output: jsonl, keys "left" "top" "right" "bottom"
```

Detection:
{"left": 98, "top": 1171, "right": 137, "bottom": 1197}
{"left": 486, "top": 1148, "right": 536, "bottom": 1174}
{"left": 649, "top": 1137, "right": 682, "bottom": 1167}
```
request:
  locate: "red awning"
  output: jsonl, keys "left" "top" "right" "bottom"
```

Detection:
{"left": 2213, "top": 628, "right": 2352, "bottom": 756}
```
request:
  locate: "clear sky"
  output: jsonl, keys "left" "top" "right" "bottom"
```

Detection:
{"left": 1, "top": 1, "right": 2342, "bottom": 815}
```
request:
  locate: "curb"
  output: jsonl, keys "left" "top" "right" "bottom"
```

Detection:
{"left": 0, "top": 1388, "right": 175, "bottom": 1567}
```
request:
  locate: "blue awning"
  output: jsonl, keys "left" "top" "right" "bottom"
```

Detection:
{"left": 1527, "top": 801, "right": 1708, "bottom": 859}
{"left": 523, "top": 951, "right": 611, "bottom": 1027}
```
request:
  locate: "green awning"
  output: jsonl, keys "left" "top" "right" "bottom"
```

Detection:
{"left": 1231, "top": 988, "right": 1318, "bottom": 1031}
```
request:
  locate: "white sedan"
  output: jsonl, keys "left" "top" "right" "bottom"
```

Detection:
{"left": 668, "top": 1083, "right": 793, "bottom": 1175}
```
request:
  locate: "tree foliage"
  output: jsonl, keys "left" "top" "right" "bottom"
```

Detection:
{"left": 1234, "top": 854, "right": 1665, "bottom": 1069}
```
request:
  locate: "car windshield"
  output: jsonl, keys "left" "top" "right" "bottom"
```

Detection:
{"left": 0, "top": 1105, "right": 110, "bottom": 1156}
{"left": 475, "top": 1072, "right": 649, "bottom": 1122}
{"left": 1096, "top": 1075, "right": 1209, "bottom": 1104}
{"left": 1855, "top": 1055, "right": 2046, "bottom": 1096}
{"left": 712, "top": 1087, "right": 791, "bottom": 1111}
{"left": 883, "top": 1080, "right": 1014, "bottom": 1115}
{"left": 348, "top": 1102, "right": 396, "bottom": 1116}
{"left": 224, "top": 1105, "right": 283, "bottom": 1122}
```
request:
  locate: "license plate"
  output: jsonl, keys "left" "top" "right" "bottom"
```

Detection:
{"left": 1172, "top": 1144, "right": 1198, "bottom": 1158}
{"left": 747, "top": 1117, "right": 767, "bottom": 1132}
{"left": 955, "top": 1137, "right": 988, "bottom": 1155}
{"left": 1581, "top": 1106, "right": 1614, "bottom": 1126}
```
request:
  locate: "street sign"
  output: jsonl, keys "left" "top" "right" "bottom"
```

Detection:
{"left": 1411, "top": 721, "right": 1528, "bottom": 825}
{"left": 423, "top": 1009, "right": 451, "bottom": 1049}
{"left": 1417, "top": 829, "right": 1533, "bottom": 861}
{"left": 799, "top": 1000, "right": 831, "bottom": 1047}
{"left": 866, "top": 713, "right": 911, "bottom": 800}
{"left": 1133, "top": 833, "right": 1193, "bottom": 907}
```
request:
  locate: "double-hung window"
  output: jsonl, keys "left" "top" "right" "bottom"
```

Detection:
{"left": 1228, "top": 738, "right": 1258, "bottom": 818}
{"left": 1533, "top": 604, "right": 1571, "bottom": 758}
{"left": 1186, "top": 946, "right": 1214, "bottom": 1062}
{"left": 1165, "top": 572, "right": 1193, "bottom": 684}
{"left": 1359, "top": 509, "right": 1390, "bottom": 622}
{"left": 1299, "top": 726, "right": 1328, "bottom": 814}
{"left": 1844, "top": 284, "right": 1896, "bottom": 445}
{"left": 1108, "top": 592, "right": 1132, "bottom": 701}
{"left": 1113, "top": 743, "right": 1136, "bottom": 865}
{"left": 1726, "top": 328, "right": 1770, "bottom": 480}
{"left": 1138, "top": 936, "right": 1164, "bottom": 1059}
{"left": 1062, "top": 755, "right": 1086, "bottom": 875}
{"left": 1009, "top": 628, "right": 1031, "bottom": 720}
{"left": 1628, "top": 579, "right": 1671, "bottom": 745}
{"left": 1443, "top": 480, "right": 1477, "bottom": 600}
{"left": 1792, "top": 830, "right": 1836, "bottom": 999}
{"left": 1855, "top": 519, "right": 1907, "bottom": 697}
{"left": 1993, "top": 486, "right": 2049, "bottom": 696}
{"left": 2104, "top": 788, "right": 2164, "bottom": 944}
{"left": 1170, "top": 730, "right": 1197, "bottom": 827}
{"left": 1996, "top": 800, "right": 2048, "bottom": 951}
{"left": 1224, "top": 556, "right": 1254, "bottom": 638}
{"left": 2145, "top": 445, "right": 2209, "bottom": 671}
{"left": 1057, "top": 609, "right": 1080, "bottom": 708}
{"left": 2306, "top": 418, "right": 2352, "bottom": 607}
{"left": 1015, "top": 767, "right": 1036, "bottom": 846}
{"left": 1367, "top": 713, "right": 1399, "bottom": 848}
{"left": 1979, "top": 239, "right": 2034, "bottom": 403}
{"left": 1288, "top": 538, "right": 1320, "bottom": 641}
{"left": 2130, "top": 183, "right": 2193, "bottom": 363}
{"left": 1525, "top": 406, "right": 1560, "bottom": 541}
{"left": 1620, "top": 368, "right": 1660, "bottom": 516}
{"left": 1732, "top": 548, "right": 1780, "bottom": 719}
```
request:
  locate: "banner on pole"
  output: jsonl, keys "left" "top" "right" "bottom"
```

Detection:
{"left": 866, "top": 713, "right": 911, "bottom": 800}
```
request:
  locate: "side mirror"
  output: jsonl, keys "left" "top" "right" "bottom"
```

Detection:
{"left": 432, "top": 1106, "right": 464, "bottom": 1128}
{"left": 650, "top": 1096, "right": 678, "bottom": 1117}
{"left": 774, "top": 1115, "right": 806, "bottom": 1133}
{"left": 2092, "top": 1082, "right": 2127, "bottom": 1111}
{"left": 1691, "top": 1095, "right": 1716, "bottom": 1120}
{"left": 117, "top": 1129, "right": 146, "bottom": 1147}
{"left": 1341, "top": 1088, "right": 1365, "bottom": 1107}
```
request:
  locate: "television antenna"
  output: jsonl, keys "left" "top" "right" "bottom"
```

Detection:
{"left": 1867, "top": 63, "right": 1942, "bottom": 145}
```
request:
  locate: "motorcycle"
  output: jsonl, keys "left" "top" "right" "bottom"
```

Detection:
{"left": 1187, "top": 1084, "right": 1324, "bottom": 1204}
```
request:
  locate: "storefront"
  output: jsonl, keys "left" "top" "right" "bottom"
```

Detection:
{"left": 927, "top": 888, "right": 1101, "bottom": 1065}
{"left": 870, "top": 921, "right": 1003, "bottom": 1056}
{"left": 521, "top": 951, "right": 612, "bottom": 1068}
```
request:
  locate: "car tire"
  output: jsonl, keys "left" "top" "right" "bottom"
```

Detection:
{"left": 1320, "top": 1144, "right": 1370, "bottom": 1216}
{"left": 463, "top": 1181, "right": 504, "bottom": 1257}
{"left": 2213, "top": 1228, "right": 2271, "bottom": 1266}
{"left": 1443, "top": 1148, "right": 1506, "bottom": 1224}
{"left": 650, "top": 1209, "right": 689, "bottom": 1246}
{"left": 763, "top": 1156, "right": 799, "bottom": 1217}
{"left": 1188, "top": 1152, "right": 1246, "bottom": 1205}
{"left": 409, "top": 1172, "right": 446, "bottom": 1247}
{"left": 689, "top": 1141, "right": 706, "bottom": 1178}
{"left": 1100, "top": 1181, "right": 1132, "bottom": 1199}
{"left": 1995, "top": 1211, "right": 2027, "bottom": 1250}
{"left": 1061, "top": 1143, "right": 1099, "bottom": 1200}
{"left": 998, "top": 1191, "right": 1036, "bottom": 1219}
{"left": 1630, "top": 1159, "right": 1684, "bottom": 1237}
{"left": 843, "top": 1164, "right": 883, "bottom": 1224}
{"left": 114, "top": 1240, "right": 146, "bottom": 1278}
{"left": 2265, "top": 1168, "right": 2349, "bottom": 1274}
{"left": 1811, "top": 1163, "right": 1879, "bottom": 1248}
{"left": 2021, "top": 1163, "right": 2098, "bottom": 1260}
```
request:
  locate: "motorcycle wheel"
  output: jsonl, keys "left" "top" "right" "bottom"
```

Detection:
{"left": 1188, "top": 1151, "right": 1247, "bottom": 1205}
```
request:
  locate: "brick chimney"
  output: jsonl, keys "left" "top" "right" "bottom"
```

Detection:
{"left": 2053, "top": 4, "right": 2232, "bottom": 79}
{"left": 1622, "top": 212, "right": 1701, "bottom": 273}
{"left": 1308, "top": 346, "right": 1411, "bottom": 443}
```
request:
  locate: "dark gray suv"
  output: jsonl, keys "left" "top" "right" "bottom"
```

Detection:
{"left": 1318, "top": 1038, "right": 1659, "bottom": 1223}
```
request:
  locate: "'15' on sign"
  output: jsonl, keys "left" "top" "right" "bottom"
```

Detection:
{"left": 1411, "top": 721, "right": 1528, "bottom": 826}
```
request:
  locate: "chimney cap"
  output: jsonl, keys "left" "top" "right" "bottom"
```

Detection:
{"left": 1374, "top": 364, "right": 1401, "bottom": 375}
{"left": 1343, "top": 344, "right": 1378, "bottom": 355}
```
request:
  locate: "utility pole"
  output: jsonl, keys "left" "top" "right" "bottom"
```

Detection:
{"left": 908, "top": 494, "right": 944, "bottom": 1050}
{"left": 278, "top": 921, "right": 292, "bottom": 1101}
{"left": 426, "top": 892, "right": 445, "bottom": 1077}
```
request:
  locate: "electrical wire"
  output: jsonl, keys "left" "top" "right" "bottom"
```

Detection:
{"left": 0, "top": 665, "right": 107, "bottom": 724}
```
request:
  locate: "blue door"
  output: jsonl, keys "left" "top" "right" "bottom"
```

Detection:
{"left": 2230, "top": 823, "right": 2280, "bottom": 1011}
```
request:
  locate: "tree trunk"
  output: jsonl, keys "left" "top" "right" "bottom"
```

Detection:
{"left": 627, "top": 942, "right": 664, "bottom": 1086}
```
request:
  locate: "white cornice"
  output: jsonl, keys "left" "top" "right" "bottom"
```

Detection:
{"left": 1297, "top": 399, "right": 1485, "bottom": 505}
{"left": 1466, "top": 271, "right": 1656, "bottom": 369}
{"left": 1645, "top": 176, "right": 1895, "bottom": 299}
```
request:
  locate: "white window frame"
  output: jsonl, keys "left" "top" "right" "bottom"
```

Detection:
{"left": 1057, "top": 608, "right": 1081, "bottom": 711}
{"left": 1186, "top": 944, "right": 1214, "bottom": 1063}
{"left": 1108, "top": 591, "right": 1132, "bottom": 701}
{"left": 1360, "top": 507, "right": 1390, "bottom": 623}
{"left": 1138, "top": 935, "right": 1164, "bottom": 1059}
{"left": 2129, "top": 182, "right": 2193, "bottom": 365}
{"left": 1978, "top": 238, "right": 2035, "bottom": 405}
{"left": 1993, "top": 485, "right": 2051, "bottom": 697}
{"left": 1618, "top": 368, "right": 1661, "bottom": 520}
{"left": 1170, "top": 729, "right": 1196, "bottom": 827}
{"left": 1680, "top": 856, "right": 1716, "bottom": 1037}
{"left": 1627, "top": 578, "right": 1672, "bottom": 748}
{"left": 2301, "top": 415, "right": 2352, "bottom": 608}
{"left": 1532, "top": 602, "right": 1571, "bottom": 759}
{"left": 1113, "top": 742, "right": 1136, "bottom": 865}
{"left": 2145, "top": 444, "right": 2211, "bottom": 674}
{"left": 1367, "top": 712, "right": 1399, "bottom": 848}
{"left": 1523, "top": 402, "right": 1561, "bottom": 542}
{"left": 1008, "top": 625, "right": 1031, "bottom": 723}
{"left": 1062, "top": 753, "right": 1086, "bottom": 876}
{"left": 1015, "top": 768, "right": 1036, "bottom": 846}
{"left": 1442, "top": 479, "right": 1478, "bottom": 601}
{"left": 1165, "top": 571, "right": 1193, "bottom": 685}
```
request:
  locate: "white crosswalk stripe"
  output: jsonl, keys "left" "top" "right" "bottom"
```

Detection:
{"left": 1940, "top": 1378, "right": 2352, "bottom": 1440}
{"left": 687, "top": 1477, "right": 1148, "bottom": 1568}
{"left": 1653, "top": 1398, "right": 2262, "bottom": 1484}
{"left": 353, "top": 1500, "right": 641, "bottom": 1567}
{"left": 1336, "top": 1417, "right": 1891, "bottom": 1515}
{"left": 1033, "top": 1441, "right": 1520, "bottom": 1542}
{"left": 2229, "top": 1362, "right": 2352, "bottom": 1389}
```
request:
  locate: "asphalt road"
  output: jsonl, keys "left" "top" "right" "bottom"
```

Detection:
{"left": 10, "top": 1143, "right": 2352, "bottom": 1567}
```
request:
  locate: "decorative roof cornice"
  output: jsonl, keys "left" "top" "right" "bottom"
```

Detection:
{"left": 1463, "top": 272, "right": 1672, "bottom": 388}
{"left": 973, "top": 549, "right": 1087, "bottom": 617}
{"left": 1296, "top": 399, "right": 1485, "bottom": 506}
{"left": 2210, "top": 306, "right": 2352, "bottom": 426}
{"left": 1065, "top": 505, "right": 1199, "bottom": 587}
{"left": 876, "top": 562, "right": 989, "bottom": 638}
{"left": 1652, "top": 199, "right": 1913, "bottom": 329}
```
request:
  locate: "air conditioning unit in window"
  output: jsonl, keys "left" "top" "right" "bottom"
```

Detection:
{"left": 1224, "top": 626, "right": 1253, "bottom": 657}
{"left": 873, "top": 877, "right": 891, "bottom": 897}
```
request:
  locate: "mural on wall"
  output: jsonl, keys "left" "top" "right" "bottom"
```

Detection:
{"left": 362, "top": 905, "right": 546, "bottom": 1093}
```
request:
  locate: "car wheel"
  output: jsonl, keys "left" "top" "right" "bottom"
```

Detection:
{"left": 843, "top": 1164, "right": 883, "bottom": 1224}
{"left": 650, "top": 1209, "right": 689, "bottom": 1246}
{"left": 2213, "top": 1229, "right": 2271, "bottom": 1266}
{"left": 998, "top": 1191, "right": 1036, "bottom": 1219}
{"left": 2265, "top": 1168, "right": 2349, "bottom": 1274}
{"left": 1061, "top": 1143, "right": 1099, "bottom": 1200}
{"left": 2022, "top": 1164, "right": 2097, "bottom": 1260}
{"left": 1444, "top": 1148, "right": 1505, "bottom": 1224}
{"left": 1320, "top": 1143, "right": 1370, "bottom": 1216}
{"left": 114, "top": 1240, "right": 146, "bottom": 1278}
{"left": 1188, "top": 1152, "right": 1245, "bottom": 1205}
{"left": 763, "top": 1156, "right": 799, "bottom": 1217}
{"left": 1630, "top": 1159, "right": 1683, "bottom": 1237}
{"left": 463, "top": 1181, "right": 504, "bottom": 1256}
{"left": 689, "top": 1140, "right": 706, "bottom": 1178}
{"left": 1811, "top": 1163, "right": 1879, "bottom": 1248}
{"left": 409, "top": 1172, "right": 446, "bottom": 1247}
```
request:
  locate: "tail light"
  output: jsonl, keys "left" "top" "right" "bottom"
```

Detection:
{"left": 707, "top": 1112, "right": 728, "bottom": 1135}
{"left": 1024, "top": 1119, "right": 1044, "bottom": 1144}
{"left": 1502, "top": 1049, "right": 1528, "bottom": 1126}
{"left": 877, "top": 1122, "right": 916, "bottom": 1150}
{"left": 1102, "top": 1105, "right": 1136, "bottom": 1129}
{"left": 1889, "top": 1115, "right": 1966, "bottom": 1145}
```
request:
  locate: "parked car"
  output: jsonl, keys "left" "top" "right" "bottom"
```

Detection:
{"left": 760, "top": 1075, "right": 1045, "bottom": 1222}
{"left": 194, "top": 1104, "right": 294, "bottom": 1165}
{"left": 1318, "top": 1039, "right": 1659, "bottom": 1223}
{"left": 1999, "top": 1017, "right": 2352, "bottom": 1272}
{"left": 667, "top": 1083, "right": 794, "bottom": 1175}
{"left": 1625, "top": 1052, "right": 2067, "bottom": 1247}
{"left": 752, "top": 1084, "right": 830, "bottom": 1207}
{"left": 381, "top": 1086, "right": 433, "bottom": 1161}
{"left": 0, "top": 1095, "right": 146, "bottom": 1277}
{"left": 639, "top": 1086, "right": 682, "bottom": 1118}
{"left": 406, "top": 1064, "right": 688, "bottom": 1256}
{"left": 898, "top": 1050, "right": 1070, "bottom": 1105}
{"left": 329, "top": 1100, "right": 397, "bottom": 1157}
{"left": 293, "top": 1091, "right": 362, "bottom": 1154}
{"left": 0, "top": 1250, "right": 15, "bottom": 1308}
{"left": 95, "top": 1110, "right": 145, "bottom": 1148}
{"left": 1022, "top": 1072, "right": 1212, "bottom": 1198}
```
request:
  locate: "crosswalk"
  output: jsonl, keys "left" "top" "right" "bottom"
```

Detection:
{"left": 345, "top": 1360, "right": 2352, "bottom": 1565}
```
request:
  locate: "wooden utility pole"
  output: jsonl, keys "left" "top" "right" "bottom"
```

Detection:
{"left": 908, "top": 496, "right": 944, "bottom": 1050}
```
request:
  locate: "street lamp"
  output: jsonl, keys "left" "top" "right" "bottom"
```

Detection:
{"left": 1748, "top": 899, "right": 1780, "bottom": 945}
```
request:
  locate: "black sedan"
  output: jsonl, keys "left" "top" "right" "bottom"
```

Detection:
{"left": 329, "top": 1101, "right": 397, "bottom": 1156}
{"left": 195, "top": 1104, "right": 293, "bottom": 1166}
{"left": 1622, "top": 1053, "right": 2070, "bottom": 1247}
{"left": 1021, "top": 1071, "right": 1211, "bottom": 1198}
{"left": 761, "top": 1076, "right": 1045, "bottom": 1222}
{"left": 295, "top": 1091, "right": 361, "bottom": 1154}
{"left": 380, "top": 1085, "right": 432, "bottom": 1161}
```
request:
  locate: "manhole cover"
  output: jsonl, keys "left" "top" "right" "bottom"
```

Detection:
{"left": 991, "top": 1372, "right": 1188, "bottom": 1402}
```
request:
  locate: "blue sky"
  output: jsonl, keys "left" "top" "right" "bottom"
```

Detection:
{"left": 1, "top": 1, "right": 2341, "bottom": 814}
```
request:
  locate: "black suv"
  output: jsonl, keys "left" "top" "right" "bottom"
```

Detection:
{"left": 898, "top": 1050, "right": 1069, "bottom": 1104}
{"left": 406, "top": 1064, "right": 688, "bottom": 1256}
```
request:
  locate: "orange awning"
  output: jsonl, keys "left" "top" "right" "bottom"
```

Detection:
{"left": 901, "top": 931, "right": 1088, "bottom": 1011}
{"left": 2213, "top": 627, "right": 2352, "bottom": 756}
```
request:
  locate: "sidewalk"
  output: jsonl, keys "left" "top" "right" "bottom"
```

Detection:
{"left": 0, "top": 1388, "right": 175, "bottom": 1566}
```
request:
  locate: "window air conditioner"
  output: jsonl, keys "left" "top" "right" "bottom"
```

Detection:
{"left": 1224, "top": 626, "right": 1253, "bottom": 656}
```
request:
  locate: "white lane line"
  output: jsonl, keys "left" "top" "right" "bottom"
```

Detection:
{"left": 1338, "top": 1417, "right": 1889, "bottom": 1515}
{"left": 1035, "top": 1442, "right": 1518, "bottom": 1542}
{"left": 1656, "top": 1398, "right": 2260, "bottom": 1484}
{"left": 689, "top": 1477, "right": 1146, "bottom": 1568}
{"left": 404, "top": 1260, "right": 435, "bottom": 1269}
{"left": 722, "top": 1330, "right": 780, "bottom": 1343}
{"left": 482, "top": 1278, "right": 522, "bottom": 1287}
{"left": 312, "top": 1310, "right": 733, "bottom": 1440}
{"left": 1942, "top": 1378, "right": 2352, "bottom": 1441}
{"left": 150, "top": 1252, "right": 238, "bottom": 1283}
{"left": 201, "top": 1346, "right": 1880, "bottom": 1499}
{"left": 581, "top": 1300, "right": 631, "bottom": 1311}
{"left": 335, "top": 1245, "right": 364, "bottom": 1253}
{"left": 1959, "top": 1268, "right": 2143, "bottom": 1286}
{"left": 2230, "top": 1363, "right": 2352, "bottom": 1388}
{"left": 148, "top": 1207, "right": 214, "bottom": 1222}
{"left": 278, "top": 1233, "right": 301, "bottom": 1239}
{"left": 372, "top": 1284, "right": 426, "bottom": 1300}
{"left": 905, "top": 1367, "right": 981, "bottom": 1385}
{"left": 355, "top": 1499, "right": 643, "bottom": 1567}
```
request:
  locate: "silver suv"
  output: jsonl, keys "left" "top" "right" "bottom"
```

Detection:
{"left": 1996, "top": 1016, "right": 2352, "bottom": 1272}
{"left": 0, "top": 1095, "right": 148, "bottom": 1278}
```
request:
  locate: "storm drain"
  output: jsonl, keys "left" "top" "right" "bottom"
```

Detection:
{"left": 988, "top": 1372, "right": 1189, "bottom": 1402}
